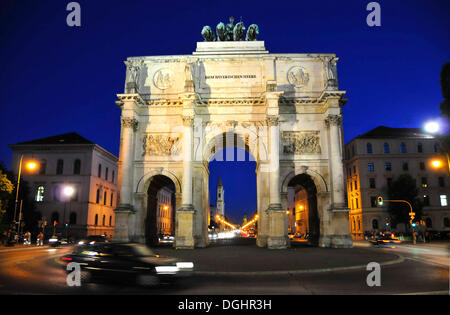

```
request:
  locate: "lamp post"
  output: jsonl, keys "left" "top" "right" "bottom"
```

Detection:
{"left": 13, "top": 155, "right": 37, "bottom": 233}
{"left": 63, "top": 185, "right": 74, "bottom": 240}
{"left": 423, "top": 120, "right": 450, "bottom": 175}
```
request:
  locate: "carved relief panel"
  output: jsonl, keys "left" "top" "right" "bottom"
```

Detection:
{"left": 142, "top": 134, "right": 182, "bottom": 156}
{"left": 282, "top": 131, "right": 321, "bottom": 154}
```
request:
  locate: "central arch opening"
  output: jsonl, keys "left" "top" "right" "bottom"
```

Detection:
{"left": 207, "top": 132, "right": 258, "bottom": 245}
{"left": 287, "top": 173, "right": 320, "bottom": 246}
{"left": 145, "top": 175, "right": 176, "bottom": 246}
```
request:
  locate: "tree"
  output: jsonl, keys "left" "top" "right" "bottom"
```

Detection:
{"left": 387, "top": 174, "right": 422, "bottom": 228}
{"left": 0, "top": 166, "right": 14, "bottom": 231}
{"left": 439, "top": 62, "right": 450, "bottom": 173}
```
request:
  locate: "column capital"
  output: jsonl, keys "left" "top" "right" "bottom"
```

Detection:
{"left": 325, "top": 114, "right": 342, "bottom": 128}
{"left": 182, "top": 116, "right": 195, "bottom": 127}
{"left": 116, "top": 93, "right": 146, "bottom": 108}
{"left": 121, "top": 117, "right": 139, "bottom": 131}
{"left": 266, "top": 115, "right": 280, "bottom": 126}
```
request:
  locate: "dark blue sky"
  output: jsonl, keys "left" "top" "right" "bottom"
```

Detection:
{"left": 1, "top": 0, "right": 448, "bottom": 223}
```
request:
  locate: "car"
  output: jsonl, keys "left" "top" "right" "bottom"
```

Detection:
{"left": 48, "top": 235, "right": 69, "bottom": 247}
{"left": 60, "top": 242, "right": 194, "bottom": 286}
{"left": 157, "top": 234, "right": 175, "bottom": 244}
{"left": 77, "top": 234, "right": 109, "bottom": 245}
{"left": 370, "top": 232, "right": 402, "bottom": 245}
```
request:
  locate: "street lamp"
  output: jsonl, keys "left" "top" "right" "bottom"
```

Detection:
{"left": 423, "top": 119, "right": 450, "bottom": 174}
{"left": 14, "top": 155, "right": 38, "bottom": 232}
{"left": 63, "top": 185, "right": 74, "bottom": 239}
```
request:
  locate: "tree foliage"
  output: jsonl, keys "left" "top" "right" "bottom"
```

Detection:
{"left": 387, "top": 174, "right": 422, "bottom": 227}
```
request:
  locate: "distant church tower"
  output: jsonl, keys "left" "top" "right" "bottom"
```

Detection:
{"left": 216, "top": 177, "right": 225, "bottom": 217}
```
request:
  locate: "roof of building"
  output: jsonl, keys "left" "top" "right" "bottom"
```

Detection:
{"left": 13, "top": 132, "right": 95, "bottom": 145}
{"left": 354, "top": 126, "right": 435, "bottom": 140}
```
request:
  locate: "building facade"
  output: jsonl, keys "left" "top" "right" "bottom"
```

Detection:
{"left": 156, "top": 186, "right": 173, "bottom": 235}
{"left": 114, "top": 40, "right": 352, "bottom": 249}
{"left": 344, "top": 126, "right": 450, "bottom": 239}
{"left": 9, "top": 132, "right": 118, "bottom": 240}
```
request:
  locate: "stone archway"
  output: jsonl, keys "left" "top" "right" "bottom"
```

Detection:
{"left": 144, "top": 175, "right": 176, "bottom": 246}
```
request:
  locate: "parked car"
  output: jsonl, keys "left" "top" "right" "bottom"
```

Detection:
{"left": 157, "top": 234, "right": 175, "bottom": 244}
{"left": 60, "top": 242, "right": 194, "bottom": 286}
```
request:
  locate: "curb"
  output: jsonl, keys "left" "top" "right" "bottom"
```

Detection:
{"left": 193, "top": 254, "right": 405, "bottom": 276}
{"left": 0, "top": 246, "right": 49, "bottom": 253}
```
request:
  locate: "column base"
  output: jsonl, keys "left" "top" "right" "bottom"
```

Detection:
{"left": 319, "top": 234, "right": 353, "bottom": 248}
{"left": 113, "top": 205, "right": 134, "bottom": 242}
{"left": 175, "top": 205, "right": 195, "bottom": 249}
{"left": 267, "top": 205, "right": 289, "bottom": 249}
{"left": 267, "top": 236, "right": 290, "bottom": 249}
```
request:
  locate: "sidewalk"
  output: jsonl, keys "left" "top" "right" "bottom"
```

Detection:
{"left": 153, "top": 242, "right": 403, "bottom": 275}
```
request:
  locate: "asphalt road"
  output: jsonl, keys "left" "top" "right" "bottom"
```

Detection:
{"left": 0, "top": 240, "right": 447, "bottom": 295}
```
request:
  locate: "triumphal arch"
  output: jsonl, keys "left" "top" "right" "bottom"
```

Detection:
{"left": 114, "top": 21, "right": 353, "bottom": 249}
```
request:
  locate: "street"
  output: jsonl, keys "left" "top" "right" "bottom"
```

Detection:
{"left": 0, "top": 239, "right": 448, "bottom": 295}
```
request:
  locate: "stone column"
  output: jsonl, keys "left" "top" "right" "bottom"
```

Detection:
{"left": 113, "top": 116, "right": 138, "bottom": 242}
{"left": 321, "top": 113, "right": 353, "bottom": 248}
{"left": 325, "top": 114, "right": 345, "bottom": 208}
{"left": 175, "top": 116, "right": 195, "bottom": 249}
{"left": 266, "top": 116, "right": 289, "bottom": 249}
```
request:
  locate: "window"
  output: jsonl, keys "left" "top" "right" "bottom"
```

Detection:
{"left": 417, "top": 142, "right": 423, "bottom": 153}
{"left": 402, "top": 162, "right": 409, "bottom": 171}
{"left": 372, "top": 219, "right": 379, "bottom": 230}
{"left": 109, "top": 216, "right": 113, "bottom": 226}
{"left": 369, "top": 178, "right": 376, "bottom": 189}
{"left": 400, "top": 142, "right": 407, "bottom": 153}
{"left": 112, "top": 170, "right": 115, "bottom": 183}
{"left": 355, "top": 198, "right": 359, "bottom": 209}
{"left": 95, "top": 214, "right": 98, "bottom": 226}
{"left": 425, "top": 218, "right": 432, "bottom": 228}
{"left": 105, "top": 167, "right": 109, "bottom": 180}
{"left": 354, "top": 180, "right": 358, "bottom": 190}
{"left": 74, "top": 159, "right": 81, "bottom": 175}
{"left": 98, "top": 164, "right": 102, "bottom": 178}
{"left": 102, "top": 215, "right": 106, "bottom": 226}
{"left": 440, "top": 195, "right": 448, "bottom": 206}
{"left": 110, "top": 192, "right": 114, "bottom": 207}
{"left": 366, "top": 143, "right": 372, "bottom": 154}
{"left": 421, "top": 177, "right": 428, "bottom": 188}
{"left": 56, "top": 159, "right": 64, "bottom": 175}
{"left": 434, "top": 142, "right": 440, "bottom": 153}
{"left": 387, "top": 178, "right": 393, "bottom": 187}
{"left": 370, "top": 196, "right": 378, "bottom": 207}
{"left": 368, "top": 163, "right": 374, "bottom": 172}
{"left": 96, "top": 189, "right": 100, "bottom": 203}
{"left": 103, "top": 191, "right": 107, "bottom": 205}
{"left": 385, "top": 162, "right": 392, "bottom": 171}
{"left": 36, "top": 186, "right": 45, "bottom": 202}
{"left": 383, "top": 143, "right": 390, "bottom": 153}
{"left": 39, "top": 159, "right": 47, "bottom": 175}
{"left": 419, "top": 162, "right": 425, "bottom": 171}
{"left": 69, "top": 212, "right": 77, "bottom": 225}
{"left": 423, "top": 195, "right": 430, "bottom": 206}
{"left": 444, "top": 217, "right": 450, "bottom": 228}
{"left": 438, "top": 177, "right": 445, "bottom": 187}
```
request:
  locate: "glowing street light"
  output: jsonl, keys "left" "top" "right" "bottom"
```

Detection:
{"left": 424, "top": 121, "right": 440, "bottom": 133}
{"left": 431, "top": 159, "right": 443, "bottom": 169}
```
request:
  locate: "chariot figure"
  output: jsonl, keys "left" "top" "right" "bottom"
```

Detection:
{"left": 225, "top": 16, "right": 235, "bottom": 41}
{"left": 201, "top": 25, "right": 215, "bottom": 41}
{"left": 216, "top": 22, "right": 226, "bottom": 41}
{"left": 245, "top": 24, "right": 259, "bottom": 41}
{"left": 233, "top": 22, "right": 246, "bottom": 41}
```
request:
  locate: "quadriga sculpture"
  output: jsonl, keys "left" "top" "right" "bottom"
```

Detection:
{"left": 201, "top": 25, "right": 215, "bottom": 41}
{"left": 245, "top": 24, "right": 259, "bottom": 41}
{"left": 233, "top": 22, "right": 246, "bottom": 41}
{"left": 216, "top": 22, "right": 226, "bottom": 41}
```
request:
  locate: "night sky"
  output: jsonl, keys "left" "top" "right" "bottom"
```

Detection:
{"left": 1, "top": 0, "right": 448, "bottom": 224}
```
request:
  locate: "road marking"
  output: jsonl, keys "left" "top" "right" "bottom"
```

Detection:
{"left": 397, "top": 290, "right": 449, "bottom": 295}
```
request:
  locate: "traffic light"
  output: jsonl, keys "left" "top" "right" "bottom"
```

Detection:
{"left": 377, "top": 196, "right": 383, "bottom": 206}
